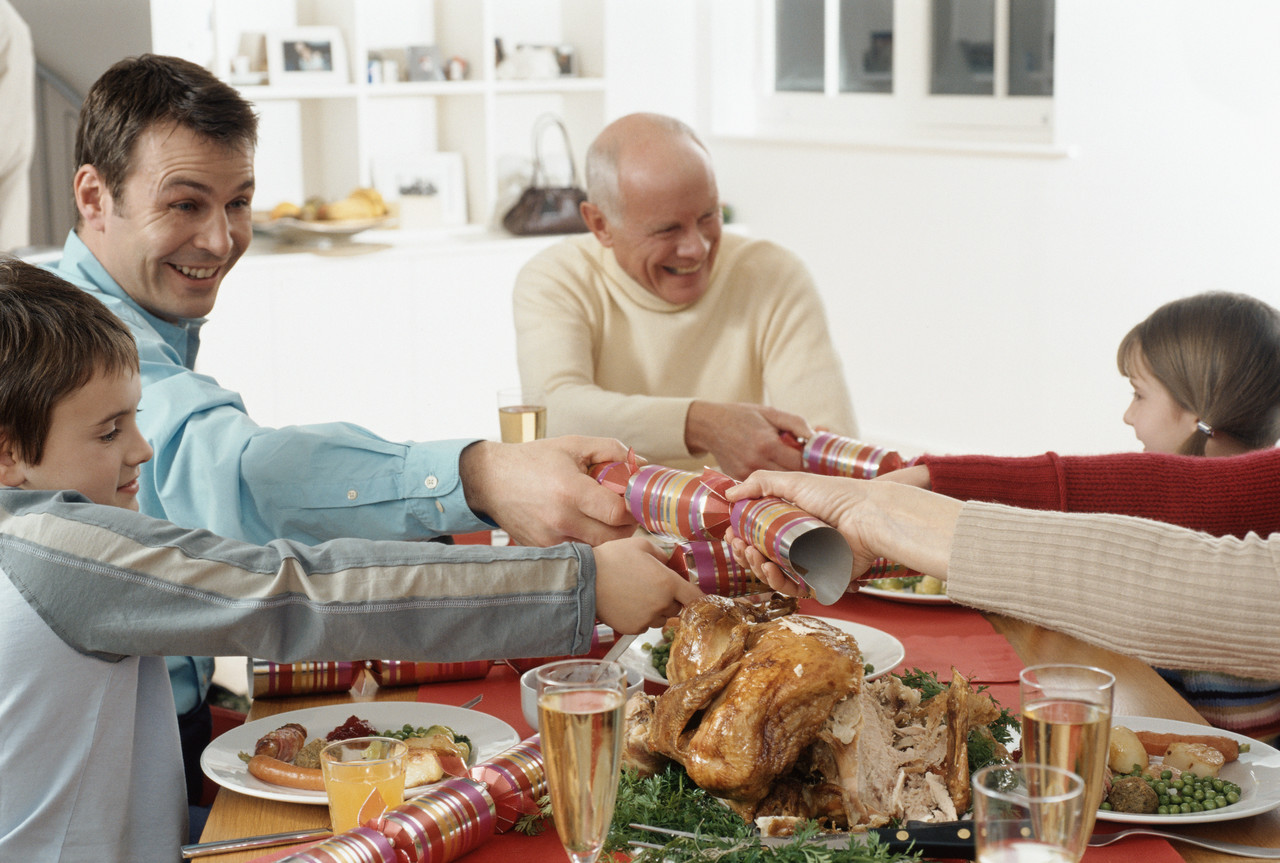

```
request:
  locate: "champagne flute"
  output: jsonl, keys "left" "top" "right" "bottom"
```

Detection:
{"left": 498, "top": 386, "right": 547, "bottom": 443}
{"left": 1019, "top": 664, "right": 1115, "bottom": 838}
{"left": 536, "top": 659, "right": 627, "bottom": 863}
{"left": 973, "top": 763, "right": 1087, "bottom": 863}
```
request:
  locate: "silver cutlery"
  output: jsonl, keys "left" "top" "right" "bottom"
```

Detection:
{"left": 1088, "top": 828, "right": 1280, "bottom": 858}
{"left": 629, "top": 820, "right": 977, "bottom": 859}
{"left": 459, "top": 694, "right": 483, "bottom": 709}
{"left": 181, "top": 827, "right": 331, "bottom": 858}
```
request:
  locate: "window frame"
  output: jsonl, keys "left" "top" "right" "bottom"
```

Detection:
{"left": 711, "top": 0, "right": 1056, "bottom": 149}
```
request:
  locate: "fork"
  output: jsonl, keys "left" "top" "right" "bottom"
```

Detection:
{"left": 1088, "top": 828, "right": 1280, "bottom": 859}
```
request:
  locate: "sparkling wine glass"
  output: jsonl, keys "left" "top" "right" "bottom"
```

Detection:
{"left": 973, "top": 763, "right": 1087, "bottom": 863}
{"left": 536, "top": 659, "right": 627, "bottom": 863}
{"left": 1019, "top": 664, "right": 1115, "bottom": 839}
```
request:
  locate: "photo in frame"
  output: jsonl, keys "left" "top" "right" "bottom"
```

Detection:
{"left": 372, "top": 153, "right": 467, "bottom": 229}
{"left": 406, "top": 45, "right": 446, "bottom": 82}
{"left": 266, "top": 27, "right": 348, "bottom": 85}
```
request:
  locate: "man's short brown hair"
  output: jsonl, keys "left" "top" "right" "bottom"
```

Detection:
{"left": 0, "top": 258, "right": 139, "bottom": 465}
{"left": 75, "top": 54, "right": 258, "bottom": 204}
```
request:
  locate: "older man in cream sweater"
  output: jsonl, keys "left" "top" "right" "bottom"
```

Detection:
{"left": 514, "top": 113, "right": 856, "bottom": 479}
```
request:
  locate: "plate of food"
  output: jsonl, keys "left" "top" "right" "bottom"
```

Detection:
{"left": 1097, "top": 715, "right": 1280, "bottom": 824}
{"left": 625, "top": 616, "right": 905, "bottom": 687}
{"left": 200, "top": 701, "right": 519, "bottom": 804}
{"left": 859, "top": 574, "right": 951, "bottom": 605}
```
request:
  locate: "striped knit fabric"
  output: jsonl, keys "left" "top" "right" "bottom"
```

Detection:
{"left": 1157, "top": 668, "right": 1280, "bottom": 746}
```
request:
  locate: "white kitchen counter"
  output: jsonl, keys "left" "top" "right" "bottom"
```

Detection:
{"left": 196, "top": 230, "right": 565, "bottom": 445}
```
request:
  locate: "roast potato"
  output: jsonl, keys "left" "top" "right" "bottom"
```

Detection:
{"left": 1108, "top": 725, "right": 1149, "bottom": 774}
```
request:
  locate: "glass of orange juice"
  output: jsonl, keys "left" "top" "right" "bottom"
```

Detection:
{"left": 319, "top": 736, "right": 407, "bottom": 833}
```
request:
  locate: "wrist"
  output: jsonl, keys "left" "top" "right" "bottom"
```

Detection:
{"left": 459, "top": 440, "right": 497, "bottom": 518}
{"left": 863, "top": 482, "right": 959, "bottom": 578}
{"left": 683, "top": 400, "right": 713, "bottom": 455}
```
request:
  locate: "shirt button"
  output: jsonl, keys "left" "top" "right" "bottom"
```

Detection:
{"left": 347, "top": 489, "right": 358, "bottom": 500}
{"left": 424, "top": 475, "right": 439, "bottom": 489}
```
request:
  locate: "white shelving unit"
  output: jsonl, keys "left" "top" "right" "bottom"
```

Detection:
{"left": 151, "top": 0, "right": 606, "bottom": 230}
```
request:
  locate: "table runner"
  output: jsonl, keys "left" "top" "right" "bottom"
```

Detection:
{"left": 247, "top": 594, "right": 1181, "bottom": 863}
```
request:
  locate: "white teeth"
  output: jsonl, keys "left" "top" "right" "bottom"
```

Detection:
{"left": 175, "top": 264, "right": 217, "bottom": 279}
{"left": 668, "top": 264, "right": 701, "bottom": 275}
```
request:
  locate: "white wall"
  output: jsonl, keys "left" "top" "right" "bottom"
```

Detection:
{"left": 18, "top": 0, "right": 1280, "bottom": 460}
{"left": 689, "top": 1, "right": 1280, "bottom": 457}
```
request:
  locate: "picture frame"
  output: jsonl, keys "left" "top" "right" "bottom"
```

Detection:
{"left": 266, "top": 27, "right": 348, "bottom": 85}
{"left": 406, "top": 45, "right": 446, "bottom": 82}
{"left": 372, "top": 152, "right": 467, "bottom": 229}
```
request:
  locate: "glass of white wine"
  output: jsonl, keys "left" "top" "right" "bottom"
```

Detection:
{"left": 536, "top": 659, "right": 627, "bottom": 863}
{"left": 1018, "top": 664, "right": 1115, "bottom": 839}
{"left": 497, "top": 386, "right": 547, "bottom": 443}
{"left": 973, "top": 763, "right": 1087, "bottom": 863}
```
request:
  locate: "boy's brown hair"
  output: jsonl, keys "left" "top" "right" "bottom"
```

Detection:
{"left": 0, "top": 258, "right": 139, "bottom": 465}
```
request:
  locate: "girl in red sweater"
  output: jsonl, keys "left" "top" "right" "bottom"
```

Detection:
{"left": 901, "top": 291, "right": 1280, "bottom": 742}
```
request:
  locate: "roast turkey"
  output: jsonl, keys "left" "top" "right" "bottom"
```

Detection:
{"left": 622, "top": 595, "right": 1006, "bottom": 829}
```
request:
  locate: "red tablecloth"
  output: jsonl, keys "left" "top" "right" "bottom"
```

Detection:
{"left": 249, "top": 593, "right": 1180, "bottom": 863}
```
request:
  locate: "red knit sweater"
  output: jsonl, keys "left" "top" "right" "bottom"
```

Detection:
{"left": 917, "top": 448, "right": 1280, "bottom": 539}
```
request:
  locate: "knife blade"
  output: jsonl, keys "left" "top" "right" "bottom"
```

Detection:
{"left": 630, "top": 820, "right": 976, "bottom": 860}
{"left": 598, "top": 632, "right": 637, "bottom": 667}
{"left": 181, "top": 827, "right": 331, "bottom": 858}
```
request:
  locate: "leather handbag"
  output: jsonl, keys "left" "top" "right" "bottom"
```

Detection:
{"left": 502, "top": 114, "right": 589, "bottom": 236}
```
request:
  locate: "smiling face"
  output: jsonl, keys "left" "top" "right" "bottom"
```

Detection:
{"left": 1122, "top": 352, "right": 1198, "bottom": 453}
{"left": 75, "top": 122, "right": 255, "bottom": 322}
{"left": 586, "top": 135, "right": 722, "bottom": 305}
{"left": 1, "top": 368, "right": 152, "bottom": 509}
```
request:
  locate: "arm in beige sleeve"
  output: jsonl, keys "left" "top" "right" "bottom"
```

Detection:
{"left": 947, "top": 502, "right": 1280, "bottom": 679}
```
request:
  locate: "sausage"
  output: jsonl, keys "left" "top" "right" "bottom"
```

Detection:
{"left": 253, "top": 722, "right": 308, "bottom": 762}
{"left": 1134, "top": 730, "right": 1239, "bottom": 763}
{"left": 247, "top": 754, "right": 325, "bottom": 791}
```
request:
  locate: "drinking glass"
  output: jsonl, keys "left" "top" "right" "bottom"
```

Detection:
{"left": 497, "top": 386, "right": 547, "bottom": 443}
{"left": 536, "top": 659, "right": 627, "bottom": 863}
{"left": 319, "top": 736, "right": 407, "bottom": 834}
{"left": 1018, "top": 664, "right": 1115, "bottom": 838}
{"left": 973, "top": 763, "right": 1087, "bottom": 863}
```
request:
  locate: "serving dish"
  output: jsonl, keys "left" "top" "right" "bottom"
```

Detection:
{"left": 251, "top": 215, "right": 395, "bottom": 244}
{"left": 1097, "top": 715, "right": 1280, "bottom": 825}
{"left": 200, "top": 701, "right": 518, "bottom": 804}
{"left": 624, "top": 616, "right": 905, "bottom": 687}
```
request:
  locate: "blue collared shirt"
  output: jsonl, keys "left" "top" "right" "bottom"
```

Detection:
{"left": 48, "top": 232, "right": 491, "bottom": 708}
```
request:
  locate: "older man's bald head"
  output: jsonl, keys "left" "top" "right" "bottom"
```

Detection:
{"left": 584, "top": 113, "right": 710, "bottom": 223}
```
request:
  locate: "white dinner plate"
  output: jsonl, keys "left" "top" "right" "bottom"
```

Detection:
{"left": 859, "top": 581, "right": 952, "bottom": 605}
{"left": 1096, "top": 715, "right": 1280, "bottom": 825}
{"left": 623, "top": 616, "right": 905, "bottom": 687}
{"left": 200, "top": 701, "right": 518, "bottom": 805}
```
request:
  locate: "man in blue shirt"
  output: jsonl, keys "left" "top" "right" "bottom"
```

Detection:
{"left": 47, "top": 54, "right": 642, "bottom": 830}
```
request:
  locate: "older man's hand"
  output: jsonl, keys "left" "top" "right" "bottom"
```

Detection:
{"left": 459, "top": 436, "right": 637, "bottom": 547}
{"left": 684, "top": 401, "right": 811, "bottom": 480}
